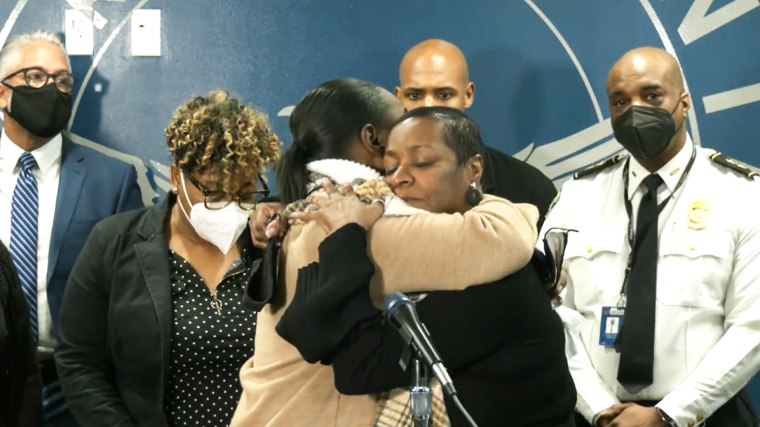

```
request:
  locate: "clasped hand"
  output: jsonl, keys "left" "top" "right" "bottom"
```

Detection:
{"left": 292, "top": 181, "right": 384, "bottom": 234}
{"left": 597, "top": 404, "right": 669, "bottom": 427}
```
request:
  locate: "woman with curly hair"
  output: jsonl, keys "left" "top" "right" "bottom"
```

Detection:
{"left": 55, "top": 91, "right": 281, "bottom": 427}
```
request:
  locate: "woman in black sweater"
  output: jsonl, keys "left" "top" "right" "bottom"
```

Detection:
{"left": 0, "top": 240, "right": 41, "bottom": 427}
{"left": 277, "top": 107, "right": 575, "bottom": 426}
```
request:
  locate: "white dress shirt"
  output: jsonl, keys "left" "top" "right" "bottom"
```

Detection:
{"left": 543, "top": 137, "right": 760, "bottom": 427}
{"left": 0, "top": 130, "right": 62, "bottom": 348}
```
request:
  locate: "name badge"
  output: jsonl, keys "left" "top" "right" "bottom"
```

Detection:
{"left": 599, "top": 306, "right": 625, "bottom": 347}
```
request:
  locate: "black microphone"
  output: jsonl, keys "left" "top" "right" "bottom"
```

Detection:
{"left": 383, "top": 291, "right": 457, "bottom": 397}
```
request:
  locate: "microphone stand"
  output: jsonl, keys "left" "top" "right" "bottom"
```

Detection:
{"left": 388, "top": 292, "right": 479, "bottom": 427}
{"left": 410, "top": 357, "right": 432, "bottom": 427}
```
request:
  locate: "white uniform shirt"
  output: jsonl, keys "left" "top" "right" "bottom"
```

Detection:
{"left": 0, "top": 130, "right": 62, "bottom": 348}
{"left": 543, "top": 138, "right": 760, "bottom": 427}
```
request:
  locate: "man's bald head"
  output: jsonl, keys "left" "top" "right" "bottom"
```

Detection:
{"left": 608, "top": 47, "right": 685, "bottom": 94}
{"left": 399, "top": 39, "right": 470, "bottom": 83}
{"left": 396, "top": 39, "right": 475, "bottom": 111}
{"left": 607, "top": 47, "right": 691, "bottom": 172}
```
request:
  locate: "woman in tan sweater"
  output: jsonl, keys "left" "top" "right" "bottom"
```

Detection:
{"left": 278, "top": 107, "right": 576, "bottom": 427}
{"left": 231, "top": 79, "right": 539, "bottom": 427}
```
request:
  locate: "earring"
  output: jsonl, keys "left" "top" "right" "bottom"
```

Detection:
{"left": 465, "top": 182, "right": 483, "bottom": 206}
{"left": 171, "top": 186, "right": 178, "bottom": 194}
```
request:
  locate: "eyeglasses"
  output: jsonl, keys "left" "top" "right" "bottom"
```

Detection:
{"left": 184, "top": 173, "right": 270, "bottom": 211}
{"left": 2, "top": 67, "right": 75, "bottom": 93}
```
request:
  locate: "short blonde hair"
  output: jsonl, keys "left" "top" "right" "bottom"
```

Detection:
{"left": 0, "top": 30, "right": 70, "bottom": 78}
{"left": 165, "top": 91, "right": 281, "bottom": 194}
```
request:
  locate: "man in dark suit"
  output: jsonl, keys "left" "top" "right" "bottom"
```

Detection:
{"left": 395, "top": 39, "right": 557, "bottom": 227}
{"left": 0, "top": 30, "right": 142, "bottom": 426}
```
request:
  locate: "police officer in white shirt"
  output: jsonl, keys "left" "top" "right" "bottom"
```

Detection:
{"left": 544, "top": 47, "right": 760, "bottom": 427}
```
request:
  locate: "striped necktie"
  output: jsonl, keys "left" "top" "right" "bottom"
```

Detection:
{"left": 10, "top": 152, "right": 39, "bottom": 341}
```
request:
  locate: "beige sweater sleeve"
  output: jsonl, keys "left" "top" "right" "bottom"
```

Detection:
{"left": 368, "top": 194, "right": 538, "bottom": 296}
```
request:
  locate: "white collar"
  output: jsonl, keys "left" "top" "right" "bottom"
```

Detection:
{"left": 305, "top": 158, "right": 426, "bottom": 216}
{"left": 0, "top": 129, "right": 62, "bottom": 174}
{"left": 306, "top": 159, "right": 382, "bottom": 183}
{"left": 627, "top": 134, "right": 694, "bottom": 200}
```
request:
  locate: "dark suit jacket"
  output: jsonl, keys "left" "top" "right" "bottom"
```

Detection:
{"left": 56, "top": 197, "right": 175, "bottom": 427}
{"left": 482, "top": 146, "right": 557, "bottom": 229}
{"left": 47, "top": 138, "right": 143, "bottom": 338}
{"left": 56, "top": 196, "right": 260, "bottom": 427}
{"left": 0, "top": 241, "right": 41, "bottom": 427}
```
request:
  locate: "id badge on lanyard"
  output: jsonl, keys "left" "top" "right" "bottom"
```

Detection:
{"left": 600, "top": 305, "right": 625, "bottom": 347}
{"left": 600, "top": 265, "right": 628, "bottom": 348}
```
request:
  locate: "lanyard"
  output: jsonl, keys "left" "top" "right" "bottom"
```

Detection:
{"left": 617, "top": 147, "right": 697, "bottom": 305}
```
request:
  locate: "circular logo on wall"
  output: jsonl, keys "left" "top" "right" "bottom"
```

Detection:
{"left": 1, "top": 0, "right": 757, "bottom": 203}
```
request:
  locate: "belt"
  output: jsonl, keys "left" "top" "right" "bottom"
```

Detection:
{"left": 37, "top": 346, "right": 55, "bottom": 363}
{"left": 37, "top": 347, "right": 58, "bottom": 387}
{"left": 623, "top": 400, "right": 658, "bottom": 406}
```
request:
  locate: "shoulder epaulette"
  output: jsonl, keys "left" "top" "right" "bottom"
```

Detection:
{"left": 709, "top": 152, "right": 758, "bottom": 180}
{"left": 573, "top": 154, "right": 628, "bottom": 180}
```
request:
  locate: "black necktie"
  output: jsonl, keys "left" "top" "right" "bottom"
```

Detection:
{"left": 617, "top": 173, "right": 663, "bottom": 392}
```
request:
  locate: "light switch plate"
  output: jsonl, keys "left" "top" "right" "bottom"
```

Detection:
{"left": 64, "top": 9, "right": 94, "bottom": 56}
{"left": 131, "top": 9, "right": 161, "bottom": 57}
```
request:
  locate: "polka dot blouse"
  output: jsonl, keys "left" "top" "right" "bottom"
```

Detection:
{"left": 164, "top": 251, "right": 256, "bottom": 427}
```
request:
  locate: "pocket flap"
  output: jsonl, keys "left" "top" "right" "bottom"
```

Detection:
{"left": 565, "top": 232, "right": 625, "bottom": 259}
{"left": 659, "top": 230, "right": 731, "bottom": 259}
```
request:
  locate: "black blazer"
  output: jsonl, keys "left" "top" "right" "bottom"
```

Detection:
{"left": 55, "top": 195, "right": 260, "bottom": 427}
{"left": 277, "top": 224, "right": 576, "bottom": 427}
{"left": 482, "top": 146, "right": 557, "bottom": 229}
{"left": 0, "top": 241, "right": 41, "bottom": 427}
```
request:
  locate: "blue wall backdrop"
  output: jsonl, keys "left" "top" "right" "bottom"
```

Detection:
{"left": 2, "top": 0, "right": 760, "bottom": 404}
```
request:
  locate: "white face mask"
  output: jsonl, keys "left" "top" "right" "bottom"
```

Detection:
{"left": 178, "top": 171, "right": 250, "bottom": 254}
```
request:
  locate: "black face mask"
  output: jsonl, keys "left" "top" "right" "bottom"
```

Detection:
{"left": 4, "top": 83, "right": 72, "bottom": 138}
{"left": 612, "top": 100, "right": 683, "bottom": 160}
